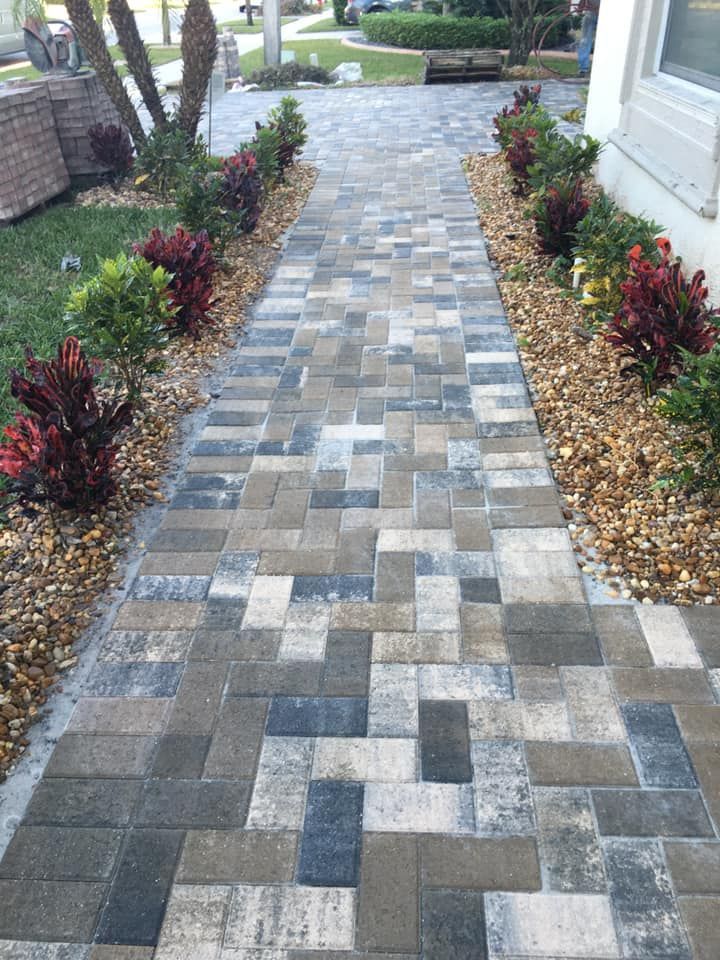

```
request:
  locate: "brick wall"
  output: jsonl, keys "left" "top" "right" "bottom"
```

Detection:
{"left": 28, "top": 72, "right": 121, "bottom": 177}
{"left": 0, "top": 71, "right": 122, "bottom": 225}
{"left": 0, "top": 84, "right": 70, "bottom": 226}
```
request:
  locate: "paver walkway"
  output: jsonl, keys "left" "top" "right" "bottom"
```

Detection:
{"left": 2, "top": 83, "right": 720, "bottom": 959}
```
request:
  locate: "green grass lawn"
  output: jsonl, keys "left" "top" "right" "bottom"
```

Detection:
{"left": 240, "top": 38, "right": 422, "bottom": 83}
{"left": 528, "top": 54, "right": 583, "bottom": 77}
{"left": 297, "top": 16, "right": 359, "bottom": 32}
{"left": 0, "top": 202, "right": 177, "bottom": 426}
{"left": 0, "top": 44, "right": 181, "bottom": 84}
{"left": 218, "top": 16, "right": 295, "bottom": 33}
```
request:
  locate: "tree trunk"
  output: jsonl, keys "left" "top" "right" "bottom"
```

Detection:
{"left": 505, "top": 0, "right": 534, "bottom": 66}
{"left": 161, "top": 0, "right": 171, "bottom": 44}
{"left": 65, "top": 0, "right": 145, "bottom": 147}
{"left": 108, "top": 0, "right": 168, "bottom": 130}
{"left": 176, "top": 0, "right": 217, "bottom": 141}
{"left": 246, "top": 3, "right": 253, "bottom": 27}
{"left": 442, "top": 0, "right": 451, "bottom": 12}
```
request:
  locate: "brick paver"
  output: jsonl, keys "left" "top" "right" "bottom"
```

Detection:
{"left": 2, "top": 83, "right": 720, "bottom": 959}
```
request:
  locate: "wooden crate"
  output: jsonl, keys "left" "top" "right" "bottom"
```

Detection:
{"left": 423, "top": 49, "right": 503, "bottom": 84}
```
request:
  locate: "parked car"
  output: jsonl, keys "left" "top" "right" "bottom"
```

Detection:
{"left": 344, "top": 0, "right": 411, "bottom": 25}
{"left": 238, "top": 2, "right": 263, "bottom": 15}
{"left": 0, "top": 0, "right": 24, "bottom": 56}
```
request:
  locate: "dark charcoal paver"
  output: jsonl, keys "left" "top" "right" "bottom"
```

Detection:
{"left": 298, "top": 780, "right": 364, "bottom": 886}
{"left": 421, "top": 888, "right": 487, "bottom": 960}
{"left": 419, "top": 701, "right": 472, "bottom": 783}
{"left": 94, "top": 829, "right": 184, "bottom": 946}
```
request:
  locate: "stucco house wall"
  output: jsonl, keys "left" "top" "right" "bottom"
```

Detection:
{"left": 584, "top": 0, "right": 720, "bottom": 300}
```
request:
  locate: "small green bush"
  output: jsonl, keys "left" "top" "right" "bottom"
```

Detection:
{"left": 527, "top": 133, "right": 602, "bottom": 193}
{"left": 494, "top": 102, "right": 557, "bottom": 150}
{"left": 240, "top": 125, "right": 282, "bottom": 189}
{"left": 659, "top": 346, "right": 720, "bottom": 491}
{"left": 134, "top": 125, "right": 205, "bottom": 198}
{"left": 248, "top": 60, "right": 330, "bottom": 90}
{"left": 361, "top": 12, "right": 510, "bottom": 49}
{"left": 268, "top": 95, "right": 308, "bottom": 172}
{"left": 572, "top": 193, "right": 662, "bottom": 324}
{"left": 176, "top": 170, "right": 236, "bottom": 256}
{"left": 359, "top": 12, "right": 569, "bottom": 51}
{"left": 65, "top": 254, "right": 175, "bottom": 400}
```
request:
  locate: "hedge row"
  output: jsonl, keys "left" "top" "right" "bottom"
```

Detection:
{"left": 359, "top": 12, "right": 570, "bottom": 51}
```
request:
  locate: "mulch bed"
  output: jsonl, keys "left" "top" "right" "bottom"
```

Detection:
{"left": 0, "top": 163, "right": 317, "bottom": 780}
{"left": 465, "top": 152, "right": 720, "bottom": 607}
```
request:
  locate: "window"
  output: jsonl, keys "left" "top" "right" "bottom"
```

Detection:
{"left": 660, "top": 0, "right": 720, "bottom": 92}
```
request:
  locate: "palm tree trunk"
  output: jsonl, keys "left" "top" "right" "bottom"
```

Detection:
{"left": 65, "top": 0, "right": 145, "bottom": 146}
{"left": 108, "top": 0, "right": 168, "bottom": 130}
{"left": 176, "top": 0, "right": 217, "bottom": 141}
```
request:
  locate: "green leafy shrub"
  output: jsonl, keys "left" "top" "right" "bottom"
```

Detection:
{"left": 527, "top": 133, "right": 602, "bottom": 193}
{"left": 134, "top": 124, "right": 208, "bottom": 198}
{"left": 493, "top": 102, "right": 557, "bottom": 150}
{"left": 658, "top": 346, "right": 720, "bottom": 491}
{"left": 0, "top": 337, "right": 133, "bottom": 512}
{"left": 248, "top": 61, "right": 330, "bottom": 90}
{"left": 267, "top": 95, "right": 308, "bottom": 172}
{"left": 360, "top": 11, "right": 569, "bottom": 50}
{"left": 572, "top": 193, "right": 663, "bottom": 323}
{"left": 176, "top": 170, "right": 236, "bottom": 256}
{"left": 65, "top": 254, "right": 175, "bottom": 400}
{"left": 240, "top": 124, "right": 282, "bottom": 189}
{"left": 360, "top": 12, "right": 511, "bottom": 49}
{"left": 332, "top": 0, "right": 346, "bottom": 25}
{"left": 531, "top": 177, "right": 589, "bottom": 258}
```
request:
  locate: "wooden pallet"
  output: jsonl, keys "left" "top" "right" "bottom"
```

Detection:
{"left": 423, "top": 49, "right": 503, "bottom": 84}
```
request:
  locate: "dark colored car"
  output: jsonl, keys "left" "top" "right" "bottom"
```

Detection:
{"left": 344, "top": 0, "right": 412, "bottom": 26}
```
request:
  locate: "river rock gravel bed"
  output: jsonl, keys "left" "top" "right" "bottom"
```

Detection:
{"left": 465, "top": 152, "right": 720, "bottom": 607}
{"left": 0, "top": 163, "right": 317, "bottom": 780}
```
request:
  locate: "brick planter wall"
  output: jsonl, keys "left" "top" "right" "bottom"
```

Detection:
{"left": 0, "top": 84, "right": 70, "bottom": 226}
{"left": 28, "top": 72, "right": 121, "bottom": 176}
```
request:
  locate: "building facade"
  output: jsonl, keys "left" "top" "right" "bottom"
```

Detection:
{"left": 584, "top": 0, "right": 720, "bottom": 296}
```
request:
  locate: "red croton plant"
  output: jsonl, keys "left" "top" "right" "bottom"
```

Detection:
{"left": 0, "top": 337, "right": 132, "bottom": 511}
{"left": 135, "top": 227, "right": 217, "bottom": 340}
{"left": 606, "top": 238, "right": 720, "bottom": 390}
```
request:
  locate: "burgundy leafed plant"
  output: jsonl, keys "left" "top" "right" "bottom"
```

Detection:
{"left": 135, "top": 227, "right": 217, "bottom": 339}
{"left": 532, "top": 177, "right": 590, "bottom": 258}
{"left": 0, "top": 337, "right": 132, "bottom": 511}
{"left": 506, "top": 127, "right": 538, "bottom": 195}
{"left": 606, "top": 239, "right": 720, "bottom": 390}
{"left": 220, "top": 150, "right": 263, "bottom": 234}
{"left": 492, "top": 84, "right": 542, "bottom": 145}
{"left": 513, "top": 83, "right": 542, "bottom": 108}
{"left": 87, "top": 122, "right": 134, "bottom": 183}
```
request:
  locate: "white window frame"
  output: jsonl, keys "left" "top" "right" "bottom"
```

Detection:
{"left": 659, "top": 0, "right": 720, "bottom": 94}
{"left": 608, "top": 0, "right": 720, "bottom": 218}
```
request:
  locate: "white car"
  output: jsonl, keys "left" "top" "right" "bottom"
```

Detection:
{"left": 0, "top": 0, "right": 25, "bottom": 56}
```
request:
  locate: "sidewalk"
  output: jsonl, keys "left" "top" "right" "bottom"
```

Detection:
{"left": 0, "top": 82, "right": 717, "bottom": 959}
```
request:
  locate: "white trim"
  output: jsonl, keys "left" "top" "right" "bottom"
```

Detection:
{"left": 616, "top": 0, "right": 720, "bottom": 219}
{"left": 608, "top": 128, "right": 718, "bottom": 217}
